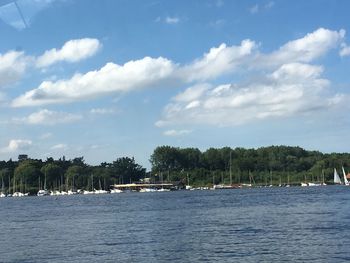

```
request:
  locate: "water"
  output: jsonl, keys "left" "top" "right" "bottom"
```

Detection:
{"left": 1, "top": 186, "right": 350, "bottom": 262}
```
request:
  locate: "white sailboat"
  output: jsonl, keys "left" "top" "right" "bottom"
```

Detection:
{"left": 0, "top": 177, "right": 6, "bottom": 197}
{"left": 334, "top": 168, "right": 342, "bottom": 184}
{"left": 37, "top": 174, "right": 49, "bottom": 196}
{"left": 342, "top": 167, "right": 349, "bottom": 186}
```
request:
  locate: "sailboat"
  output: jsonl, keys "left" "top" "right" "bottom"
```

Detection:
{"left": 94, "top": 179, "right": 109, "bottom": 194}
{"left": 83, "top": 174, "right": 95, "bottom": 194}
{"left": 321, "top": 170, "right": 327, "bottom": 186}
{"left": 334, "top": 168, "right": 342, "bottom": 184}
{"left": 342, "top": 167, "right": 349, "bottom": 186}
{"left": 37, "top": 174, "right": 49, "bottom": 196}
{"left": 0, "top": 177, "right": 6, "bottom": 198}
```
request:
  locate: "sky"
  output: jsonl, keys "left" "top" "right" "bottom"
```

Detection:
{"left": 0, "top": 0, "right": 350, "bottom": 169}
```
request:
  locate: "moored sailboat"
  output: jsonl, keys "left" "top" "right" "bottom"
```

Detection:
{"left": 342, "top": 167, "right": 349, "bottom": 186}
{"left": 334, "top": 168, "right": 342, "bottom": 184}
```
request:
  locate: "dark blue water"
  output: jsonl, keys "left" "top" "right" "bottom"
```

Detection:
{"left": 1, "top": 186, "right": 350, "bottom": 262}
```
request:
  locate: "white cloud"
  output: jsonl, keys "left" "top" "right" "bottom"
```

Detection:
{"left": 90, "top": 108, "right": 116, "bottom": 115}
{"left": 11, "top": 28, "right": 347, "bottom": 109}
{"left": 180, "top": 40, "right": 257, "bottom": 81}
{"left": 0, "top": 51, "right": 29, "bottom": 88}
{"left": 1, "top": 139, "right": 32, "bottom": 153}
{"left": 157, "top": 63, "right": 340, "bottom": 127}
{"left": 173, "top": 83, "right": 211, "bottom": 102}
{"left": 36, "top": 38, "right": 101, "bottom": 68}
{"left": 165, "top": 16, "right": 180, "bottom": 24}
{"left": 340, "top": 43, "right": 350, "bottom": 57}
{"left": 12, "top": 57, "right": 176, "bottom": 107}
{"left": 258, "top": 28, "right": 345, "bottom": 67}
{"left": 163, "top": 129, "right": 192, "bottom": 136}
{"left": 13, "top": 109, "right": 82, "bottom": 125}
{"left": 50, "top": 144, "right": 68, "bottom": 150}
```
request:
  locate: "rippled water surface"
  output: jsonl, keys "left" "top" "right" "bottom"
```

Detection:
{"left": 1, "top": 186, "right": 350, "bottom": 262}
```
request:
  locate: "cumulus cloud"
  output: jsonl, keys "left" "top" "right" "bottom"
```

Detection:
{"left": 179, "top": 40, "right": 257, "bottom": 81}
{"left": 11, "top": 28, "right": 347, "bottom": 110}
{"left": 257, "top": 28, "right": 345, "bottom": 67}
{"left": 156, "top": 62, "right": 341, "bottom": 127}
{"left": 1, "top": 139, "right": 32, "bottom": 153}
{"left": 0, "top": 51, "right": 29, "bottom": 88}
{"left": 36, "top": 38, "right": 101, "bottom": 68}
{"left": 13, "top": 109, "right": 82, "bottom": 125}
{"left": 12, "top": 57, "right": 176, "bottom": 107}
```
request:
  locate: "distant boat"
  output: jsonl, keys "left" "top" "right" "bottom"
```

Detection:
{"left": 37, "top": 189, "right": 49, "bottom": 196}
{"left": 321, "top": 170, "right": 327, "bottom": 186}
{"left": 110, "top": 188, "right": 124, "bottom": 193}
{"left": 301, "top": 182, "right": 308, "bottom": 187}
{"left": 139, "top": 188, "right": 157, "bottom": 193}
{"left": 334, "top": 168, "right": 342, "bottom": 184}
{"left": 342, "top": 167, "right": 349, "bottom": 186}
{"left": 13, "top": 192, "right": 28, "bottom": 197}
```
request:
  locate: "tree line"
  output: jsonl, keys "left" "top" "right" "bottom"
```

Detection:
{"left": 150, "top": 145, "right": 350, "bottom": 186}
{"left": 0, "top": 156, "right": 146, "bottom": 194}
{"left": 0, "top": 145, "right": 349, "bottom": 194}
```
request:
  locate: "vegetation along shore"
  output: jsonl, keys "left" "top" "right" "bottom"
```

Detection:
{"left": 0, "top": 145, "right": 349, "bottom": 196}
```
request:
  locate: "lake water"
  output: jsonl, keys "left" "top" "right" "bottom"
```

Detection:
{"left": 1, "top": 186, "right": 350, "bottom": 262}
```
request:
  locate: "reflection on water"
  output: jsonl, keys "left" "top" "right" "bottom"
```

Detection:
{"left": 1, "top": 186, "right": 350, "bottom": 262}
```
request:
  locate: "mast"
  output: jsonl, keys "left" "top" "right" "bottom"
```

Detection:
{"left": 270, "top": 170, "right": 273, "bottom": 186}
{"left": 322, "top": 169, "right": 325, "bottom": 184}
{"left": 44, "top": 171, "right": 47, "bottom": 190}
{"left": 1, "top": 176, "right": 4, "bottom": 193}
{"left": 229, "top": 151, "right": 232, "bottom": 185}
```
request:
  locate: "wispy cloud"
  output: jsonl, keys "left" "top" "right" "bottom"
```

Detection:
{"left": 249, "top": 1, "right": 274, "bottom": 14}
{"left": 39, "top": 132, "right": 53, "bottom": 139}
{"left": 265, "top": 1, "right": 274, "bottom": 9}
{"left": 90, "top": 108, "right": 116, "bottom": 115}
{"left": 50, "top": 143, "right": 68, "bottom": 150}
{"left": 13, "top": 109, "right": 82, "bottom": 125}
{"left": 249, "top": 4, "right": 259, "bottom": 14}
{"left": 163, "top": 129, "right": 192, "bottom": 136}
{"left": 165, "top": 16, "right": 180, "bottom": 24}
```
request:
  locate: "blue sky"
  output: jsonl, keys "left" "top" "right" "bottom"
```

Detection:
{"left": 1, "top": 0, "right": 350, "bottom": 169}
